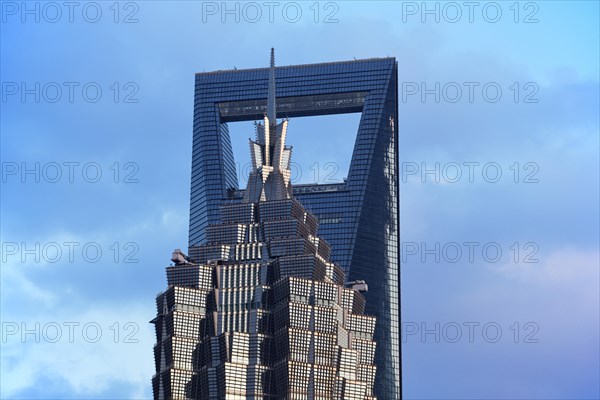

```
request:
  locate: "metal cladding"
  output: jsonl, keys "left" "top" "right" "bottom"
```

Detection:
{"left": 152, "top": 50, "right": 378, "bottom": 399}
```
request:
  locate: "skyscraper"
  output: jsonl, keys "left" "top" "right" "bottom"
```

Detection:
{"left": 187, "top": 53, "right": 400, "bottom": 399}
{"left": 152, "top": 50, "right": 383, "bottom": 399}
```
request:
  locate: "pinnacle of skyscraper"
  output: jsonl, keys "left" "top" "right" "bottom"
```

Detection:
{"left": 245, "top": 48, "right": 293, "bottom": 203}
{"left": 267, "top": 47, "right": 277, "bottom": 123}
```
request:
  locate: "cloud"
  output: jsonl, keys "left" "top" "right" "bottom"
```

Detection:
{"left": 492, "top": 247, "right": 600, "bottom": 288}
{"left": 0, "top": 226, "right": 170, "bottom": 399}
{"left": 402, "top": 247, "right": 600, "bottom": 399}
{"left": 1, "top": 302, "right": 155, "bottom": 399}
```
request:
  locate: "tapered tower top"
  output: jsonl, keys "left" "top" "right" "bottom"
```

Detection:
{"left": 244, "top": 48, "right": 293, "bottom": 202}
{"left": 267, "top": 47, "right": 277, "bottom": 123}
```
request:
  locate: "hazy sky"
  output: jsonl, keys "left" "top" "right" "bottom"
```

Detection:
{"left": 1, "top": 1, "right": 599, "bottom": 399}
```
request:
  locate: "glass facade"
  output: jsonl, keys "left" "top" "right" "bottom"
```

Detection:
{"left": 154, "top": 53, "right": 399, "bottom": 399}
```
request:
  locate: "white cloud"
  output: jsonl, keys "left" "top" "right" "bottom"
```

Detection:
{"left": 0, "top": 227, "right": 166, "bottom": 398}
{"left": 492, "top": 247, "right": 599, "bottom": 289}
{"left": 1, "top": 302, "right": 155, "bottom": 399}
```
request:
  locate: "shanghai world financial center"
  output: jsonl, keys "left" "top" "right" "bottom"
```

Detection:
{"left": 152, "top": 51, "right": 400, "bottom": 399}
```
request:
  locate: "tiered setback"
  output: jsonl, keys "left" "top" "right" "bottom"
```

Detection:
{"left": 152, "top": 199, "right": 377, "bottom": 399}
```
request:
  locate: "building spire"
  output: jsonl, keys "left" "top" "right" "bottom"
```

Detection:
{"left": 244, "top": 48, "right": 292, "bottom": 202}
{"left": 267, "top": 48, "right": 276, "bottom": 123}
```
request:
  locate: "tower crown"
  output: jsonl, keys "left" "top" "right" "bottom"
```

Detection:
{"left": 245, "top": 48, "right": 293, "bottom": 202}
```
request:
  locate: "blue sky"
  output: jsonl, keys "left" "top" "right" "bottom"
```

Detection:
{"left": 1, "top": 1, "right": 598, "bottom": 399}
